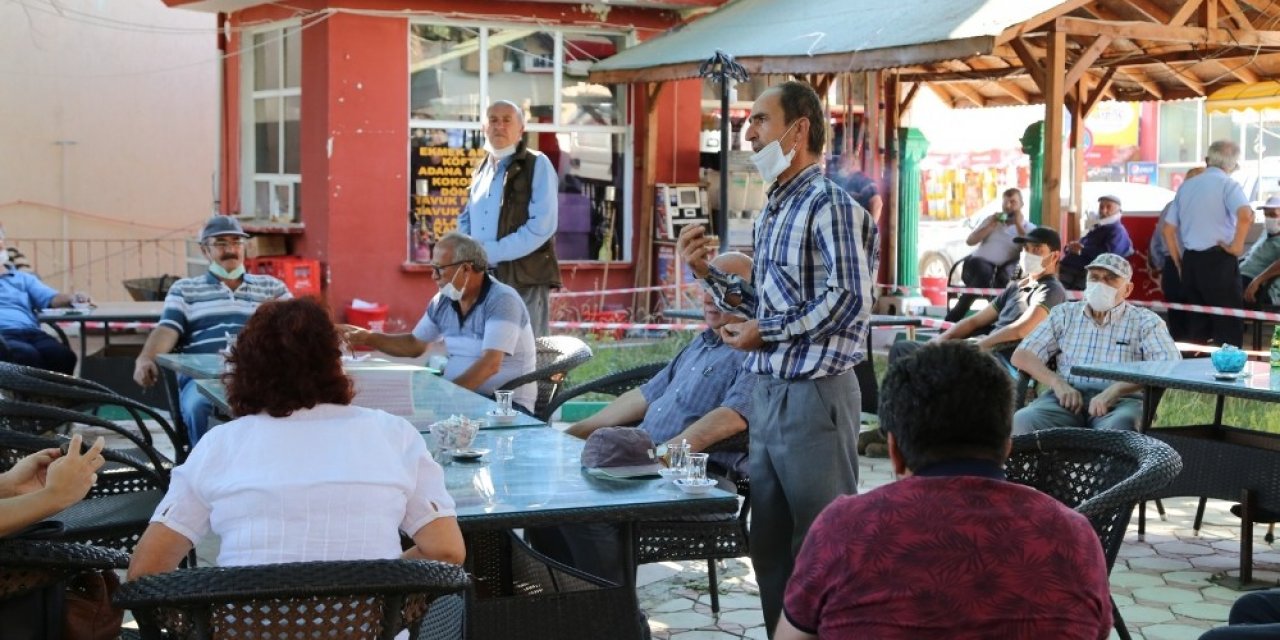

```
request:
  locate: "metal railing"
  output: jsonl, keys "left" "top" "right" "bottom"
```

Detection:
{"left": 8, "top": 238, "right": 199, "bottom": 302}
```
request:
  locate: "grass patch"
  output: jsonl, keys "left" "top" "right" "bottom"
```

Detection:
{"left": 574, "top": 337, "right": 1280, "bottom": 433}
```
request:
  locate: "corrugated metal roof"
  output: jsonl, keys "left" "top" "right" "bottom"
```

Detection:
{"left": 591, "top": 0, "right": 1065, "bottom": 81}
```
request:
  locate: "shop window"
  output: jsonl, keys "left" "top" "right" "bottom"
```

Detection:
{"left": 407, "top": 24, "right": 630, "bottom": 265}
{"left": 410, "top": 25, "right": 483, "bottom": 123}
{"left": 242, "top": 25, "right": 301, "bottom": 222}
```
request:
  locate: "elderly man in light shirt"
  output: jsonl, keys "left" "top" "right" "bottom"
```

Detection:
{"left": 342, "top": 232, "right": 537, "bottom": 412}
{"left": 1012, "top": 253, "right": 1181, "bottom": 434}
{"left": 458, "top": 100, "right": 559, "bottom": 336}
{"left": 1162, "top": 140, "right": 1254, "bottom": 347}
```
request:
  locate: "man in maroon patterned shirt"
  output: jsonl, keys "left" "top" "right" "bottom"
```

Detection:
{"left": 778, "top": 341, "right": 1112, "bottom": 640}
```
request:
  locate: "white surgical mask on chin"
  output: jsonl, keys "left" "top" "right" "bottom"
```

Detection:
{"left": 750, "top": 120, "right": 801, "bottom": 184}
{"left": 1019, "top": 251, "right": 1043, "bottom": 277}
{"left": 1084, "top": 281, "right": 1119, "bottom": 313}
{"left": 440, "top": 270, "right": 468, "bottom": 302}
{"left": 1266, "top": 218, "right": 1280, "bottom": 235}
{"left": 484, "top": 140, "right": 517, "bottom": 159}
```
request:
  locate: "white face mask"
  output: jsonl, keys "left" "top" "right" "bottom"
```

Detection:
{"left": 1019, "top": 251, "right": 1043, "bottom": 277}
{"left": 750, "top": 119, "right": 802, "bottom": 184}
{"left": 1266, "top": 218, "right": 1280, "bottom": 235}
{"left": 484, "top": 140, "right": 517, "bottom": 159}
{"left": 1084, "top": 281, "right": 1120, "bottom": 313}
{"left": 440, "top": 268, "right": 468, "bottom": 302}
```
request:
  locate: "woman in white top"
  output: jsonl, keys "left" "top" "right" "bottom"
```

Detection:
{"left": 127, "top": 298, "right": 464, "bottom": 579}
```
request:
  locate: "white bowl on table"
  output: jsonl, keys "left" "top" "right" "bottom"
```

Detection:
{"left": 674, "top": 478, "right": 716, "bottom": 495}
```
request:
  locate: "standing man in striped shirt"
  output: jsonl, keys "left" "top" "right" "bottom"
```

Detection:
{"left": 133, "top": 216, "right": 292, "bottom": 445}
{"left": 678, "top": 80, "right": 875, "bottom": 638}
{"left": 1011, "top": 253, "right": 1180, "bottom": 434}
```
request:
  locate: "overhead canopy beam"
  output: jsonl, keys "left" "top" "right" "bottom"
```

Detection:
{"left": 1065, "top": 35, "right": 1113, "bottom": 89}
{"left": 1055, "top": 17, "right": 1280, "bottom": 47}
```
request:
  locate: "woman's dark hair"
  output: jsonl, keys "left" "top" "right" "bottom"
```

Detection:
{"left": 225, "top": 297, "right": 353, "bottom": 417}
{"left": 878, "top": 341, "right": 1014, "bottom": 470}
{"left": 776, "top": 80, "right": 826, "bottom": 156}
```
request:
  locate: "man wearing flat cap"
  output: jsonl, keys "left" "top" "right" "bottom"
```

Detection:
{"left": 1012, "top": 253, "right": 1180, "bottom": 434}
{"left": 133, "top": 216, "right": 292, "bottom": 445}
{"left": 1058, "top": 194, "right": 1134, "bottom": 290}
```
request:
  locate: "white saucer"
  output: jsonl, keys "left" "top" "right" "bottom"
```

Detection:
{"left": 451, "top": 448, "right": 490, "bottom": 461}
{"left": 658, "top": 467, "right": 684, "bottom": 482}
{"left": 673, "top": 478, "right": 716, "bottom": 495}
{"left": 1210, "top": 371, "right": 1247, "bottom": 381}
{"left": 486, "top": 410, "right": 518, "bottom": 424}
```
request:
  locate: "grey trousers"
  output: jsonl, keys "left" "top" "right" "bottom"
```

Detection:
{"left": 1012, "top": 389, "right": 1144, "bottom": 435}
{"left": 751, "top": 371, "right": 860, "bottom": 638}
{"left": 516, "top": 285, "right": 550, "bottom": 338}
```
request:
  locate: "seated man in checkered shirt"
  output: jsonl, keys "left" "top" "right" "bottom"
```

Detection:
{"left": 1011, "top": 253, "right": 1180, "bottom": 433}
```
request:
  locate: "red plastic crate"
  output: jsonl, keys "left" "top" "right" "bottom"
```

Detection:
{"left": 245, "top": 256, "right": 322, "bottom": 297}
{"left": 583, "top": 309, "right": 627, "bottom": 340}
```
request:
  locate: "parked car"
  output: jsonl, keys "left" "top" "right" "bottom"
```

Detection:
{"left": 917, "top": 182, "right": 1177, "bottom": 281}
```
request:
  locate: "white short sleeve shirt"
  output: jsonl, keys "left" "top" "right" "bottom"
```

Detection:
{"left": 151, "top": 404, "right": 456, "bottom": 567}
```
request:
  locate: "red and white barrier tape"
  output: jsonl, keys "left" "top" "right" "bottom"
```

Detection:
{"left": 1139, "top": 301, "right": 1280, "bottom": 322}
{"left": 550, "top": 321, "right": 707, "bottom": 332}
{"left": 945, "top": 287, "right": 1280, "bottom": 322}
{"left": 550, "top": 284, "right": 680, "bottom": 298}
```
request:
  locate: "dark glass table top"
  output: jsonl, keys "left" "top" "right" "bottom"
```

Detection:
{"left": 442, "top": 427, "right": 738, "bottom": 529}
{"left": 195, "top": 367, "right": 544, "bottom": 430}
{"left": 1072, "top": 359, "right": 1280, "bottom": 403}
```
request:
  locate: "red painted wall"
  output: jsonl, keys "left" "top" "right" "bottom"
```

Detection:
{"left": 221, "top": 2, "right": 695, "bottom": 328}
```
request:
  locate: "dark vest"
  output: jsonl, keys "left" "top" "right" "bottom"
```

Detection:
{"left": 476, "top": 141, "right": 562, "bottom": 288}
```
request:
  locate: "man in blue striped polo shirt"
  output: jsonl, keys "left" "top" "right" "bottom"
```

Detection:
{"left": 134, "top": 216, "right": 291, "bottom": 444}
{"left": 680, "top": 80, "right": 874, "bottom": 637}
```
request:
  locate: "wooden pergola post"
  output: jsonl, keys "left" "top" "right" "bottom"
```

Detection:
{"left": 632, "top": 81, "right": 664, "bottom": 320}
{"left": 883, "top": 72, "right": 901, "bottom": 288}
{"left": 1042, "top": 25, "right": 1067, "bottom": 235}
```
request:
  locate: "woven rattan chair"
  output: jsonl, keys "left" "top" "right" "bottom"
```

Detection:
{"left": 1006, "top": 428, "right": 1183, "bottom": 640}
{"left": 546, "top": 361, "right": 749, "bottom": 614}
{"left": 541, "top": 362, "right": 668, "bottom": 420}
{"left": 115, "top": 559, "right": 470, "bottom": 640}
{"left": 0, "top": 426, "right": 167, "bottom": 554}
{"left": 465, "top": 530, "right": 642, "bottom": 640}
{"left": 0, "top": 538, "right": 131, "bottom": 639}
{"left": 0, "top": 361, "right": 188, "bottom": 462}
{"left": 497, "top": 335, "right": 593, "bottom": 421}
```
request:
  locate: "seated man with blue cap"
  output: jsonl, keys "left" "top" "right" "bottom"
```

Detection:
{"left": 133, "top": 216, "right": 292, "bottom": 445}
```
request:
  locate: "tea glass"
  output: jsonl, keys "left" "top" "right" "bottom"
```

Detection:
{"left": 686, "top": 453, "right": 709, "bottom": 483}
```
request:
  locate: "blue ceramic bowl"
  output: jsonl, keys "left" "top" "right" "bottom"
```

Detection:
{"left": 1211, "top": 345, "right": 1247, "bottom": 374}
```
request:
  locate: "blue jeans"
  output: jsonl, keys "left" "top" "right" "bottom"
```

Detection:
{"left": 179, "top": 376, "right": 213, "bottom": 445}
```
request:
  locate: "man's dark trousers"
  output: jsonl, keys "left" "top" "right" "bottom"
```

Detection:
{"left": 1181, "top": 247, "right": 1244, "bottom": 347}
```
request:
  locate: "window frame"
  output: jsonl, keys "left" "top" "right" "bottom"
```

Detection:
{"left": 239, "top": 19, "right": 303, "bottom": 222}
{"left": 407, "top": 19, "right": 635, "bottom": 264}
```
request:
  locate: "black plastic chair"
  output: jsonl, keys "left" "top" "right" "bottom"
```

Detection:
{"left": 1006, "top": 428, "right": 1183, "bottom": 640}
{"left": 116, "top": 559, "right": 471, "bottom": 640}
{"left": 0, "top": 420, "right": 168, "bottom": 554}
{"left": 497, "top": 336, "right": 593, "bottom": 421}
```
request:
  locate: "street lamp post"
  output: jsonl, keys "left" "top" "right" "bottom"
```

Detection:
{"left": 699, "top": 51, "right": 748, "bottom": 253}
